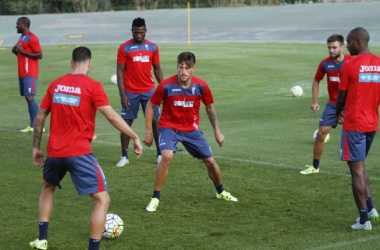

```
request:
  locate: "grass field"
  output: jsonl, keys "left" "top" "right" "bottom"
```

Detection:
{"left": 1, "top": 43, "right": 380, "bottom": 249}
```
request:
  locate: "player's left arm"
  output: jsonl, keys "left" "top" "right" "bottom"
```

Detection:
{"left": 153, "top": 64, "right": 164, "bottom": 84}
{"left": 32, "top": 108, "right": 49, "bottom": 167}
{"left": 16, "top": 44, "right": 43, "bottom": 59}
{"left": 205, "top": 104, "right": 224, "bottom": 147}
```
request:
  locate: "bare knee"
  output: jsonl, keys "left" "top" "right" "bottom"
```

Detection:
{"left": 92, "top": 192, "right": 111, "bottom": 207}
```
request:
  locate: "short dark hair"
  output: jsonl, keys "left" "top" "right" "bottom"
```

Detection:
{"left": 18, "top": 17, "right": 30, "bottom": 28}
{"left": 132, "top": 17, "right": 146, "bottom": 28}
{"left": 327, "top": 34, "right": 344, "bottom": 44}
{"left": 72, "top": 46, "right": 91, "bottom": 63}
{"left": 177, "top": 52, "right": 196, "bottom": 67}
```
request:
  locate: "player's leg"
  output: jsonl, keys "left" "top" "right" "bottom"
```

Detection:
{"left": 301, "top": 102, "right": 336, "bottom": 174}
{"left": 141, "top": 89, "right": 162, "bottom": 163}
{"left": 20, "top": 76, "right": 39, "bottom": 132}
{"left": 182, "top": 130, "right": 237, "bottom": 202}
{"left": 146, "top": 128, "right": 177, "bottom": 212}
{"left": 31, "top": 158, "right": 65, "bottom": 250}
{"left": 117, "top": 91, "right": 140, "bottom": 167}
{"left": 89, "top": 191, "right": 110, "bottom": 250}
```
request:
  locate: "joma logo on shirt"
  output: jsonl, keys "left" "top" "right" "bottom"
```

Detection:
{"left": 54, "top": 85, "right": 81, "bottom": 94}
{"left": 329, "top": 76, "right": 340, "bottom": 82}
{"left": 174, "top": 100, "right": 194, "bottom": 107}
{"left": 133, "top": 56, "right": 150, "bottom": 62}
{"left": 360, "top": 65, "right": 380, "bottom": 72}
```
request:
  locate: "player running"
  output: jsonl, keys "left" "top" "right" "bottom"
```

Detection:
{"left": 300, "top": 34, "right": 352, "bottom": 175}
{"left": 143, "top": 52, "right": 237, "bottom": 212}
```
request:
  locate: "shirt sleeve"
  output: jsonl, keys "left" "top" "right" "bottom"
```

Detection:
{"left": 201, "top": 84, "right": 214, "bottom": 105}
{"left": 339, "top": 62, "right": 350, "bottom": 91}
{"left": 40, "top": 85, "right": 52, "bottom": 112}
{"left": 30, "top": 36, "right": 42, "bottom": 53}
{"left": 314, "top": 61, "right": 325, "bottom": 81}
{"left": 117, "top": 44, "right": 126, "bottom": 64}
{"left": 150, "top": 84, "right": 164, "bottom": 106}
{"left": 152, "top": 46, "right": 160, "bottom": 66}
{"left": 93, "top": 82, "right": 110, "bottom": 108}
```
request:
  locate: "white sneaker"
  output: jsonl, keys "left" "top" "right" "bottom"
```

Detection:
{"left": 356, "top": 208, "right": 379, "bottom": 223}
{"left": 116, "top": 156, "right": 129, "bottom": 167}
{"left": 351, "top": 220, "right": 372, "bottom": 230}
{"left": 157, "top": 155, "right": 162, "bottom": 164}
{"left": 146, "top": 198, "right": 160, "bottom": 212}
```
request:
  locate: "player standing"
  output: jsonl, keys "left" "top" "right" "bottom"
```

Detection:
{"left": 300, "top": 34, "right": 352, "bottom": 174}
{"left": 116, "top": 17, "right": 163, "bottom": 167}
{"left": 12, "top": 17, "right": 43, "bottom": 132}
{"left": 336, "top": 27, "right": 379, "bottom": 230}
{"left": 30, "top": 47, "right": 143, "bottom": 250}
{"left": 143, "top": 52, "right": 237, "bottom": 212}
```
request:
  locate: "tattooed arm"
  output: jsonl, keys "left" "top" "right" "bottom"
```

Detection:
{"left": 205, "top": 104, "right": 224, "bottom": 147}
{"left": 32, "top": 108, "right": 49, "bottom": 167}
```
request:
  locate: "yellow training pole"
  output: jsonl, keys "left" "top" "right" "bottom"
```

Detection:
{"left": 187, "top": 1, "right": 191, "bottom": 47}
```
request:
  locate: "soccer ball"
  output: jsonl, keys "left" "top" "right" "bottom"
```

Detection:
{"left": 103, "top": 213, "right": 124, "bottom": 239}
{"left": 291, "top": 86, "right": 303, "bottom": 97}
{"left": 110, "top": 74, "right": 117, "bottom": 84}
{"left": 313, "top": 129, "right": 330, "bottom": 143}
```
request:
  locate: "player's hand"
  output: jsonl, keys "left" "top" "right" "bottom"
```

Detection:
{"left": 32, "top": 148, "right": 45, "bottom": 167}
{"left": 336, "top": 114, "right": 344, "bottom": 124}
{"left": 143, "top": 132, "right": 153, "bottom": 147}
{"left": 215, "top": 132, "right": 225, "bottom": 147}
{"left": 120, "top": 94, "right": 130, "bottom": 110}
{"left": 132, "top": 138, "right": 143, "bottom": 158}
{"left": 16, "top": 43, "right": 24, "bottom": 54}
{"left": 311, "top": 103, "right": 319, "bottom": 112}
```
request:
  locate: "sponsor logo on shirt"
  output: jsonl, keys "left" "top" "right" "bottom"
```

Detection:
{"left": 172, "top": 89, "right": 181, "bottom": 92}
{"left": 327, "top": 65, "right": 335, "bottom": 68}
{"left": 359, "top": 73, "right": 380, "bottom": 83}
{"left": 130, "top": 46, "right": 138, "bottom": 49}
{"left": 174, "top": 100, "right": 194, "bottom": 107}
{"left": 329, "top": 76, "right": 340, "bottom": 82}
{"left": 360, "top": 65, "right": 380, "bottom": 72}
{"left": 53, "top": 93, "right": 80, "bottom": 106}
{"left": 54, "top": 84, "right": 81, "bottom": 94}
{"left": 133, "top": 55, "right": 150, "bottom": 62}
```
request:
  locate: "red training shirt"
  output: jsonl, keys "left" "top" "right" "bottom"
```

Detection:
{"left": 16, "top": 32, "right": 42, "bottom": 78}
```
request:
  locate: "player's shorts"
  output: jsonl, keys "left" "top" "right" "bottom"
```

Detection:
{"left": 43, "top": 153, "right": 108, "bottom": 195}
{"left": 159, "top": 127, "right": 213, "bottom": 159}
{"left": 319, "top": 102, "right": 338, "bottom": 128}
{"left": 121, "top": 89, "right": 160, "bottom": 120}
{"left": 340, "top": 129, "right": 376, "bottom": 161}
{"left": 19, "top": 76, "right": 38, "bottom": 96}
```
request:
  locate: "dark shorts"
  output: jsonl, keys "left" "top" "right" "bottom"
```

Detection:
{"left": 340, "top": 129, "right": 376, "bottom": 161}
{"left": 121, "top": 89, "right": 160, "bottom": 120}
{"left": 19, "top": 76, "right": 38, "bottom": 96}
{"left": 43, "top": 153, "right": 108, "bottom": 195}
{"left": 319, "top": 102, "right": 338, "bottom": 128}
{"left": 159, "top": 127, "right": 213, "bottom": 159}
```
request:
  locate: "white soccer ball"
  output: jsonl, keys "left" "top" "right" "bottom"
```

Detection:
{"left": 313, "top": 129, "right": 330, "bottom": 143}
{"left": 110, "top": 74, "right": 117, "bottom": 84}
{"left": 291, "top": 86, "right": 303, "bottom": 97}
{"left": 103, "top": 213, "right": 124, "bottom": 239}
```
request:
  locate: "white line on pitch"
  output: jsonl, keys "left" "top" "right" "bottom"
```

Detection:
{"left": 303, "top": 235, "right": 380, "bottom": 250}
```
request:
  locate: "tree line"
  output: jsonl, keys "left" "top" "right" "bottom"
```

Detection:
{"left": 0, "top": 0, "right": 318, "bottom": 15}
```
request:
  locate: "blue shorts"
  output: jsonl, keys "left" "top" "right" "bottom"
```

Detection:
{"left": 43, "top": 153, "right": 108, "bottom": 195}
{"left": 319, "top": 102, "right": 338, "bottom": 128}
{"left": 340, "top": 129, "right": 376, "bottom": 161}
{"left": 19, "top": 76, "right": 38, "bottom": 96}
{"left": 159, "top": 128, "right": 213, "bottom": 159}
{"left": 121, "top": 89, "right": 160, "bottom": 120}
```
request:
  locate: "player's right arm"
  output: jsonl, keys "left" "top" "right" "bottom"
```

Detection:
{"left": 32, "top": 108, "right": 49, "bottom": 167}
{"left": 98, "top": 105, "right": 142, "bottom": 157}
{"left": 117, "top": 63, "right": 129, "bottom": 110}
{"left": 143, "top": 100, "right": 155, "bottom": 147}
{"left": 311, "top": 79, "right": 320, "bottom": 112}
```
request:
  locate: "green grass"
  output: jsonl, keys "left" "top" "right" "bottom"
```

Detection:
{"left": 1, "top": 43, "right": 380, "bottom": 249}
